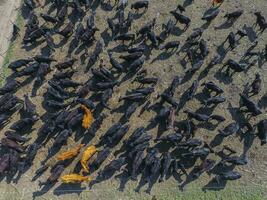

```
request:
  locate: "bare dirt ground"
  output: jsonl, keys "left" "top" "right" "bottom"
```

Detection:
{"left": 0, "top": 0, "right": 21, "bottom": 68}
{"left": 0, "top": 0, "right": 267, "bottom": 199}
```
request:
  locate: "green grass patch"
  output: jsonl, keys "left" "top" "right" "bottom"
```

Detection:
{"left": 0, "top": 11, "right": 23, "bottom": 86}
{"left": 1, "top": 42, "right": 15, "bottom": 86}
{"left": 69, "top": 183, "right": 266, "bottom": 200}
{"left": 154, "top": 186, "right": 265, "bottom": 200}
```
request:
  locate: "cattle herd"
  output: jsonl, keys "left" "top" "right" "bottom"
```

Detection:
{"left": 0, "top": 0, "right": 266, "bottom": 195}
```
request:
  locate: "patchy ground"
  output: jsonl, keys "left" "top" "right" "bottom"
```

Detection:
{"left": 0, "top": 0, "right": 267, "bottom": 199}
